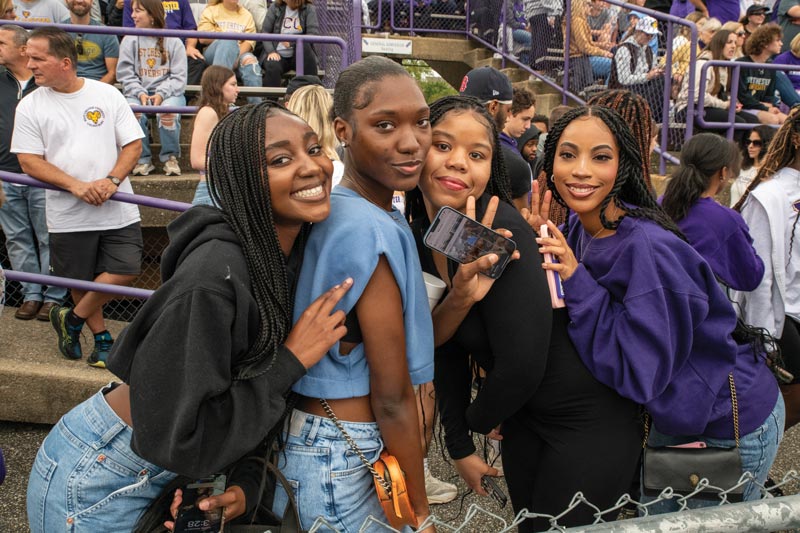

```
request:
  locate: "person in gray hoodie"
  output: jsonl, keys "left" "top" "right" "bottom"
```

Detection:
{"left": 117, "top": 0, "right": 187, "bottom": 176}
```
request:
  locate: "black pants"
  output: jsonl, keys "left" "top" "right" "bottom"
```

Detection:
{"left": 471, "top": 0, "right": 502, "bottom": 43}
{"left": 529, "top": 14, "right": 562, "bottom": 72}
{"left": 626, "top": 78, "right": 665, "bottom": 122}
{"left": 261, "top": 44, "right": 318, "bottom": 88}
{"left": 779, "top": 316, "right": 800, "bottom": 380}
{"left": 500, "top": 310, "right": 643, "bottom": 531}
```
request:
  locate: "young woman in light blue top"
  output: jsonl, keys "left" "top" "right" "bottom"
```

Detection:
{"left": 272, "top": 56, "right": 435, "bottom": 532}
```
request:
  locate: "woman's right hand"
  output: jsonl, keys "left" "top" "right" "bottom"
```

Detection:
{"left": 267, "top": 52, "right": 281, "bottom": 61}
{"left": 521, "top": 180, "right": 552, "bottom": 235}
{"left": 186, "top": 47, "right": 205, "bottom": 60}
{"left": 454, "top": 454, "right": 500, "bottom": 496}
{"left": 284, "top": 278, "right": 353, "bottom": 368}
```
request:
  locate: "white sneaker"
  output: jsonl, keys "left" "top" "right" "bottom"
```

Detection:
{"left": 163, "top": 156, "right": 181, "bottom": 176}
{"left": 132, "top": 162, "right": 155, "bottom": 176}
{"left": 486, "top": 441, "right": 504, "bottom": 477}
{"left": 425, "top": 469, "right": 457, "bottom": 505}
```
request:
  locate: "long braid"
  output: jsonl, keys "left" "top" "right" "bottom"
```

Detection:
{"left": 406, "top": 95, "right": 512, "bottom": 223}
{"left": 734, "top": 105, "right": 800, "bottom": 211}
{"left": 206, "top": 102, "right": 306, "bottom": 380}
{"left": 588, "top": 90, "right": 655, "bottom": 194}
{"left": 543, "top": 105, "right": 685, "bottom": 241}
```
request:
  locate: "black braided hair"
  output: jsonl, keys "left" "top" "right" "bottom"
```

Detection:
{"left": 662, "top": 133, "right": 740, "bottom": 221}
{"left": 406, "top": 95, "right": 512, "bottom": 223}
{"left": 206, "top": 102, "right": 308, "bottom": 380}
{"left": 542, "top": 105, "right": 685, "bottom": 240}
{"left": 587, "top": 90, "right": 655, "bottom": 194}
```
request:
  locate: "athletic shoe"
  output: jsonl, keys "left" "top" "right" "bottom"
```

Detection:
{"left": 87, "top": 332, "right": 114, "bottom": 368}
{"left": 132, "top": 162, "right": 155, "bottom": 176}
{"left": 163, "top": 156, "right": 181, "bottom": 176}
{"left": 49, "top": 305, "right": 83, "bottom": 360}
{"left": 425, "top": 469, "right": 457, "bottom": 505}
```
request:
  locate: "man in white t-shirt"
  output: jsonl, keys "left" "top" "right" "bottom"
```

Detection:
{"left": 11, "top": 27, "right": 144, "bottom": 369}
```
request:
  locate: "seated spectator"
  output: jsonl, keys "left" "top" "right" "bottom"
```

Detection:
{"left": 697, "top": 15, "right": 722, "bottom": 47}
{"left": 587, "top": 0, "right": 616, "bottom": 81}
{"left": 692, "top": 0, "right": 741, "bottom": 24}
{"left": 1, "top": 0, "right": 16, "bottom": 18}
{"left": 64, "top": 0, "right": 119, "bottom": 84}
{"left": 609, "top": 15, "right": 665, "bottom": 121}
{"left": 773, "top": 33, "right": 800, "bottom": 98}
{"left": 108, "top": 0, "right": 197, "bottom": 29}
{"left": 259, "top": 0, "right": 318, "bottom": 89}
{"left": 566, "top": 0, "right": 613, "bottom": 93}
{"left": 737, "top": 23, "right": 789, "bottom": 124}
{"left": 500, "top": 0, "right": 530, "bottom": 60}
{"left": 190, "top": 65, "right": 237, "bottom": 206}
{"left": 721, "top": 20, "right": 746, "bottom": 57}
{"left": 618, "top": 0, "right": 645, "bottom": 36}
{"left": 675, "top": 29, "right": 759, "bottom": 138}
{"left": 12, "top": 0, "right": 68, "bottom": 23}
{"left": 187, "top": 0, "right": 261, "bottom": 104}
{"left": 117, "top": 0, "right": 188, "bottom": 176}
{"left": 668, "top": 12, "right": 708, "bottom": 86}
{"left": 526, "top": 0, "right": 563, "bottom": 74}
{"left": 283, "top": 73, "right": 322, "bottom": 106}
{"left": 285, "top": 84, "right": 343, "bottom": 186}
{"left": 470, "top": 0, "right": 502, "bottom": 44}
{"left": 741, "top": 4, "right": 769, "bottom": 40}
{"left": 731, "top": 124, "right": 775, "bottom": 206}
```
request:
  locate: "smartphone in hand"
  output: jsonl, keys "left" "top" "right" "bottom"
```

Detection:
{"left": 173, "top": 474, "right": 227, "bottom": 533}
{"left": 481, "top": 475, "right": 508, "bottom": 508}
{"left": 540, "top": 224, "right": 565, "bottom": 308}
{"left": 424, "top": 206, "right": 517, "bottom": 279}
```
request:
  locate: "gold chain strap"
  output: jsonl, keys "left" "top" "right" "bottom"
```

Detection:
{"left": 318, "top": 399, "right": 393, "bottom": 496}
{"left": 643, "top": 373, "right": 739, "bottom": 448}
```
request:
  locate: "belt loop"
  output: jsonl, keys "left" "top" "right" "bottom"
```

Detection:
{"left": 305, "top": 415, "right": 321, "bottom": 446}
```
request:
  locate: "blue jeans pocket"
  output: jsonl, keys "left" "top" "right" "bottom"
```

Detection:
{"left": 27, "top": 442, "right": 58, "bottom": 533}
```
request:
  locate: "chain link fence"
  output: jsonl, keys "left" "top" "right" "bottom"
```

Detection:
{"left": 317, "top": 0, "right": 359, "bottom": 88}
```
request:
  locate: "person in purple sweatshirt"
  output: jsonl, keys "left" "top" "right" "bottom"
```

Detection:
{"left": 536, "top": 105, "right": 784, "bottom": 510}
{"left": 661, "top": 132, "right": 765, "bottom": 292}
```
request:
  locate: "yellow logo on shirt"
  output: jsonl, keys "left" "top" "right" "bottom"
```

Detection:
{"left": 84, "top": 107, "right": 105, "bottom": 127}
{"left": 146, "top": 57, "right": 156, "bottom": 68}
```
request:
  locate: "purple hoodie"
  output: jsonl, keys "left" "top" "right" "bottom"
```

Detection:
{"left": 561, "top": 214, "right": 777, "bottom": 439}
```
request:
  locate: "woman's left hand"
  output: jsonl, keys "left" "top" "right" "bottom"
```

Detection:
{"left": 164, "top": 486, "right": 247, "bottom": 531}
{"left": 537, "top": 220, "right": 579, "bottom": 281}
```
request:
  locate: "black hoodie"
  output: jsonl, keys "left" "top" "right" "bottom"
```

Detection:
{"left": 0, "top": 66, "right": 37, "bottom": 173}
{"left": 107, "top": 206, "right": 306, "bottom": 480}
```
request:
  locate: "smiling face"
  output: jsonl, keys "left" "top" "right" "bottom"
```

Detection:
{"left": 222, "top": 75, "right": 239, "bottom": 104}
{"left": 552, "top": 115, "right": 619, "bottom": 225}
{"left": 266, "top": 112, "right": 334, "bottom": 229}
{"left": 419, "top": 109, "right": 494, "bottom": 213}
{"left": 66, "top": 0, "right": 92, "bottom": 17}
{"left": 131, "top": 1, "right": 155, "bottom": 27}
{"left": 335, "top": 74, "right": 431, "bottom": 204}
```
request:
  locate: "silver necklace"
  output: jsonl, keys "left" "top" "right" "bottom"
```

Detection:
{"left": 578, "top": 226, "right": 607, "bottom": 261}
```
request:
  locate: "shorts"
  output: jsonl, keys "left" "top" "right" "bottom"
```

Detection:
{"left": 50, "top": 223, "right": 143, "bottom": 281}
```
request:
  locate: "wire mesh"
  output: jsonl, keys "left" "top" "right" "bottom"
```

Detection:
{"left": 317, "top": 0, "right": 359, "bottom": 87}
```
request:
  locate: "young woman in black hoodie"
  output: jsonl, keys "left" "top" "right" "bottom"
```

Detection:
{"left": 26, "top": 102, "right": 352, "bottom": 532}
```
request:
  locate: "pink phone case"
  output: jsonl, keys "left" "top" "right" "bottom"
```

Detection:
{"left": 668, "top": 441, "right": 708, "bottom": 449}
{"left": 540, "top": 225, "right": 565, "bottom": 309}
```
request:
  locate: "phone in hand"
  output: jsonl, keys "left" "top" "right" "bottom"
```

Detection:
{"left": 173, "top": 474, "right": 227, "bottom": 533}
{"left": 481, "top": 475, "right": 508, "bottom": 508}
{"left": 423, "top": 206, "right": 517, "bottom": 279}
{"left": 540, "top": 224, "right": 565, "bottom": 308}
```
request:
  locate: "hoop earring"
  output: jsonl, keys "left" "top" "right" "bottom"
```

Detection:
{"left": 548, "top": 174, "right": 554, "bottom": 183}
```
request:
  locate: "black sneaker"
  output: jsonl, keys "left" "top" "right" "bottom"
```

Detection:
{"left": 49, "top": 305, "right": 83, "bottom": 360}
{"left": 87, "top": 332, "right": 113, "bottom": 369}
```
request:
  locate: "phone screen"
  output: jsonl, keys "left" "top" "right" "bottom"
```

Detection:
{"left": 423, "top": 206, "right": 516, "bottom": 279}
{"left": 173, "top": 475, "right": 226, "bottom": 533}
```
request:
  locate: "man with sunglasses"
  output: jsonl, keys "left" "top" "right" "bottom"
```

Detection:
{"left": 64, "top": 0, "right": 118, "bottom": 84}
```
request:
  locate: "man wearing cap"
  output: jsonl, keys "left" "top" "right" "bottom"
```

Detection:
{"left": 778, "top": 0, "right": 800, "bottom": 52}
{"left": 609, "top": 15, "right": 665, "bottom": 121}
{"left": 459, "top": 66, "right": 532, "bottom": 209}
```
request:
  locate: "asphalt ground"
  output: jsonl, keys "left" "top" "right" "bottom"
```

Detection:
{"left": 2, "top": 420, "right": 800, "bottom": 532}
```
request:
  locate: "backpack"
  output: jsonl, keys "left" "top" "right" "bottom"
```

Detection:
{"left": 609, "top": 42, "right": 654, "bottom": 89}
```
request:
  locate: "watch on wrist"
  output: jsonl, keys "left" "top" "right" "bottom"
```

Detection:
{"left": 107, "top": 175, "right": 121, "bottom": 186}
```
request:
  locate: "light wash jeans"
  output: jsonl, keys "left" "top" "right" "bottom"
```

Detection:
{"left": 0, "top": 183, "right": 66, "bottom": 303}
{"left": 642, "top": 393, "right": 785, "bottom": 513}
{"left": 273, "top": 409, "right": 413, "bottom": 532}
{"left": 128, "top": 94, "right": 185, "bottom": 164}
{"left": 27, "top": 386, "right": 177, "bottom": 533}
{"left": 191, "top": 179, "right": 219, "bottom": 207}
{"left": 589, "top": 55, "right": 611, "bottom": 81}
{"left": 204, "top": 40, "right": 263, "bottom": 105}
{"left": 775, "top": 71, "right": 800, "bottom": 107}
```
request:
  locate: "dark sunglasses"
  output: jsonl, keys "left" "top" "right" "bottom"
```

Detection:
{"left": 76, "top": 34, "right": 84, "bottom": 55}
{"left": 745, "top": 139, "right": 763, "bottom": 147}
{"left": 736, "top": 31, "right": 746, "bottom": 36}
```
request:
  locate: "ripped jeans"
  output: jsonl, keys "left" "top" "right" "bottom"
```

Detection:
{"left": 127, "top": 94, "right": 185, "bottom": 164}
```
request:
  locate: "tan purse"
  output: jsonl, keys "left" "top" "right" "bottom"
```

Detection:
{"left": 319, "top": 399, "right": 417, "bottom": 529}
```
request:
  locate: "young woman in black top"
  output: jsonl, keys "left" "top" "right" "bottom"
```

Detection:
{"left": 406, "top": 96, "right": 642, "bottom": 531}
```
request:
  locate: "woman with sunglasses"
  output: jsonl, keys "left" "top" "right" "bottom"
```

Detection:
{"left": 721, "top": 21, "right": 746, "bottom": 57}
{"left": 731, "top": 125, "right": 776, "bottom": 207}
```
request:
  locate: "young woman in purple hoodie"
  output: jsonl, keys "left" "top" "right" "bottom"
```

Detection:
{"left": 536, "top": 106, "right": 784, "bottom": 510}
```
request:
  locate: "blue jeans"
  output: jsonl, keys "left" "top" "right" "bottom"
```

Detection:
{"left": 191, "top": 179, "right": 218, "bottom": 207}
{"left": 0, "top": 183, "right": 66, "bottom": 303}
{"left": 775, "top": 71, "right": 800, "bottom": 107}
{"left": 273, "top": 410, "right": 408, "bottom": 532}
{"left": 642, "top": 393, "right": 785, "bottom": 513}
{"left": 127, "top": 94, "right": 185, "bottom": 164}
{"left": 204, "top": 40, "right": 262, "bottom": 105}
{"left": 589, "top": 55, "right": 611, "bottom": 81}
{"left": 27, "top": 386, "right": 177, "bottom": 533}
